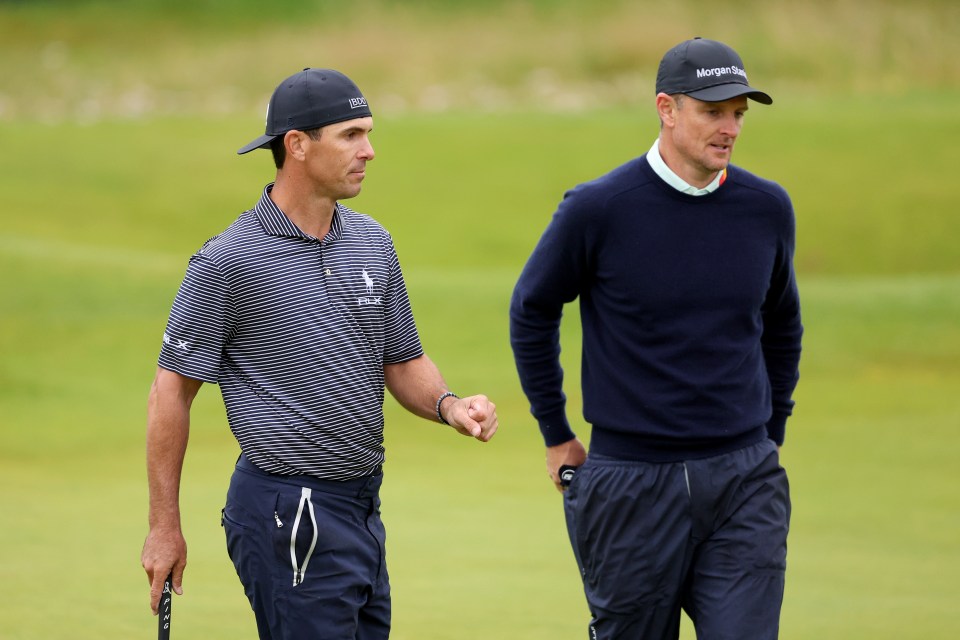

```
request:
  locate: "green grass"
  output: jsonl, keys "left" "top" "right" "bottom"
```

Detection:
{"left": 3, "top": 101, "right": 959, "bottom": 638}
{"left": 2, "top": 0, "right": 958, "bottom": 122}
{"left": 1, "top": 2, "right": 959, "bottom": 638}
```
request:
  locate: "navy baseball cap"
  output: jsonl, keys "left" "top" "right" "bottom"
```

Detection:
{"left": 238, "top": 68, "right": 373, "bottom": 155}
{"left": 656, "top": 38, "right": 772, "bottom": 105}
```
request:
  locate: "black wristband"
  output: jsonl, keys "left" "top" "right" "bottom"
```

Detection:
{"left": 435, "top": 391, "right": 459, "bottom": 425}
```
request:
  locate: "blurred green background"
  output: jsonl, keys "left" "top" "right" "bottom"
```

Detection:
{"left": 1, "top": 0, "right": 958, "bottom": 638}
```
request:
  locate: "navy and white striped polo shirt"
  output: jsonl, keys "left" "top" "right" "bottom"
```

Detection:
{"left": 158, "top": 183, "right": 423, "bottom": 480}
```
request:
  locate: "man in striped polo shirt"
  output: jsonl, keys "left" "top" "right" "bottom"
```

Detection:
{"left": 141, "top": 68, "right": 499, "bottom": 639}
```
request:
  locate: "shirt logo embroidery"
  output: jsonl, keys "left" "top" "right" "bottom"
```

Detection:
{"left": 358, "top": 269, "right": 381, "bottom": 306}
{"left": 163, "top": 332, "right": 190, "bottom": 351}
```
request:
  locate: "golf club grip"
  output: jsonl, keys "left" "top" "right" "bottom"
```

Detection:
{"left": 559, "top": 464, "right": 579, "bottom": 488}
{"left": 158, "top": 573, "right": 173, "bottom": 640}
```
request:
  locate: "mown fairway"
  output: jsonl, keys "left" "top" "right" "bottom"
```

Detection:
{"left": 1, "top": 1, "right": 958, "bottom": 638}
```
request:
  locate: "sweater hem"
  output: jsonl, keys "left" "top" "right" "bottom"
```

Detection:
{"left": 589, "top": 425, "right": 768, "bottom": 463}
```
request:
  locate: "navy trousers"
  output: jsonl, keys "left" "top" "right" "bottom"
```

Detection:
{"left": 222, "top": 455, "right": 390, "bottom": 640}
{"left": 564, "top": 438, "right": 790, "bottom": 640}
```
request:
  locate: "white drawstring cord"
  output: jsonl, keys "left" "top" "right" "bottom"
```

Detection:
{"left": 290, "top": 487, "right": 319, "bottom": 586}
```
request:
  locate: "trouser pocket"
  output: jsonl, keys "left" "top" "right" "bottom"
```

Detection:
{"left": 222, "top": 504, "right": 255, "bottom": 571}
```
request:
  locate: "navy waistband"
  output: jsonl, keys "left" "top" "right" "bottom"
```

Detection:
{"left": 236, "top": 453, "right": 382, "bottom": 499}
{"left": 589, "top": 425, "right": 768, "bottom": 463}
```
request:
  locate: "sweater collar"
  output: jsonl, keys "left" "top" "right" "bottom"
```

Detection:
{"left": 646, "top": 138, "right": 726, "bottom": 196}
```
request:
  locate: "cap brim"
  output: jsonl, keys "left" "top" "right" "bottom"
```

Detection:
{"left": 237, "top": 134, "right": 277, "bottom": 155}
{"left": 686, "top": 83, "right": 773, "bottom": 105}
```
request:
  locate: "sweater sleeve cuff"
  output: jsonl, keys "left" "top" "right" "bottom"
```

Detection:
{"left": 538, "top": 412, "right": 577, "bottom": 447}
{"left": 766, "top": 412, "right": 788, "bottom": 446}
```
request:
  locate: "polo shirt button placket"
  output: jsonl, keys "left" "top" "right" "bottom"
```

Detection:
{"left": 314, "top": 241, "right": 330, "bottom": 297}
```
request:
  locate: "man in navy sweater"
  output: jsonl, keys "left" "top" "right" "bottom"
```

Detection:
{"left": 510, "top": 38, "right": 802, "bottom": 639}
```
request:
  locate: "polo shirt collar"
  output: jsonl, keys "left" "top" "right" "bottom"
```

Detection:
{"left": 254, "top": 182, "right": 345, "bottom": 242}
{"left": 646, "top": 138, "right": 725, "bottom": 196}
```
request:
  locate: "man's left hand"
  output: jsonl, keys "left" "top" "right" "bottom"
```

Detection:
{"left": 442, "top": 395, "right": 498, "bottom": 442}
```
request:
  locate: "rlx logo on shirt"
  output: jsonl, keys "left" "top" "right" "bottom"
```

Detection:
{"left": 357, "top": 269, "right": 381, "bottom": 306}
{"left": 163, "top": 332, "right": 190, "bottom": 351}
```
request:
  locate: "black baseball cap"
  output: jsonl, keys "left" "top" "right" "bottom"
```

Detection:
{"left": 656, "top": 38, "right": 772, "bottom": 105}
{"left": 238, "top": 68, "right": 373, "bottom": 155}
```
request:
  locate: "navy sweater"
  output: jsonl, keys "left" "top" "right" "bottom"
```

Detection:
{"left": 509, "top": 156, "right": 802, "bottom": 461}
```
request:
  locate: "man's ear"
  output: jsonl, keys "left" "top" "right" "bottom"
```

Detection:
{"left": 656, "top": 92, "right": 678, "bottom": 129}
{"left": 284, "top": 130, "right": 308, "bottom": 162}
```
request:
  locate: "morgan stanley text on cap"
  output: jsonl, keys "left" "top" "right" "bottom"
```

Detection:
{"left": 237, "top": 68, "right": 373, "bottom": 155}
{"left": 656, "top": 37, "right": 772, "bottom": 105}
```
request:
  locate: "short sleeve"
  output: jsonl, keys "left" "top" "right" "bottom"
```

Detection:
{"left": 157, "top": 253, "right": 234, "bottom": 383}
{"left": 381, "top": 241, "right": 423, "bottom": 364}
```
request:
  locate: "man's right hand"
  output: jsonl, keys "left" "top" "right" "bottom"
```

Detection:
{"left": 546, "top": 438, "right": 588, "bottom": 493}
{"left": 141, "top": 527, "right": 187, "bottom": 615}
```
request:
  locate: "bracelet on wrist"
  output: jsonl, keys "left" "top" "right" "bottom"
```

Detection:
{"left": 435, "top": 391, "right": 459, "bottom": 425}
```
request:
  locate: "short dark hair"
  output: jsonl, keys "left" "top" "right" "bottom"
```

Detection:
{"left": 270, "top": 128, "right": 323, "bottom": 169}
